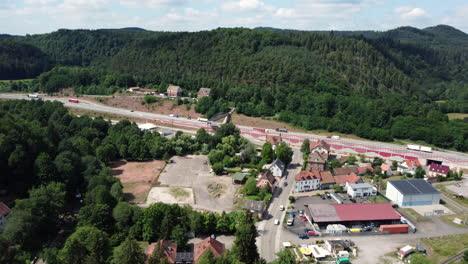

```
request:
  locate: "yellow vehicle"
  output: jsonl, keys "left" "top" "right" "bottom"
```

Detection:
{"left": 349, "top": 228, "right": 361, "bottom": 233}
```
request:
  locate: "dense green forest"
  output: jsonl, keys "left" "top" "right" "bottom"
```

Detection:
{"left": 0, "top": 100, "right": 271, "bottom": 264}
{"left": 0, "top": 26, "right": 467, "bottom": 151}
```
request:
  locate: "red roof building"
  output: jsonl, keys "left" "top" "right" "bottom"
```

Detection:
{"left": 310, "top": 140, "right": 331, "bottom": 152}
{"left": 357, "top": 166, "right": 374, "bottom": 175}
{"left": 333, "top": 203, "right": 401, "bottom": 222}
{"left": 428, "top": 163, "right": 450, "bottom": 177}
{"left": 193, "top": 237, "right": 225, "bottom": 261}
{"left": 266, "top": 135, "right": 282, "bottom": 146}
{"left": 306, "top": 203, "right": 401, "bottom": 223}
{"left": 334, "top": 173, "right": 362, "bottom": 185}
{"left": 295, "top": 170, "right": 320, "bottom": 181}
{"left": 256, "top": 171, "right": 275, "bottom": 190}
{"left": 0, "top": 202, "right": 10, "bottom": 217}
{"left": 146, "top": 240, "right": 177, "bottom": 263}
{"left": 405, "top": 159, "right": 421, "bottom": 168}
{"left": 333, "top": 167, "right": 359, "bottom": 176}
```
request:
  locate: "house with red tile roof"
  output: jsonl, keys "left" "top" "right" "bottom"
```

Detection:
{"left": 295, "top": 170, "right": 321, "bottom": 192}
{"left": 428, "top": 163, "right": 450, "bottom": 178}
{"left": 397, "top": 159, "right": 422, "bottom": 175}
{"left": 256, "top": 171, "right": 276, "bottom": 190}
{"left": 380, "top": 163, "right": 393, "bottom": 177}
{"left": 167, "top": 85, "right": 182, "bottom": 97}
{"left": 307, "top": 152, "right": 328, "bottom": 171}
{"left": 333, "top": 173, "right": 363, "bottom": 187}
{"left": 146, "top": 240, "right": 178, "bottom": 263}
{"left": 0, "top": 202, "right": 10, "bottom": 231}
{"left": 193, "top": 237, "right": 226, "bottom": 262}
{"left": 333, "top": 167, "right": 359, "bottom": 176}
{"left": 357, "top": 166, "right": 374, "bottom": 175}
{"left": 319, "top": 171, "right": 335, "bottom": 189}
{"left": 310, "top": 140, "right": 331, "bottom": 157}
{"left": 266, "top": 135, "right": 282, "bottom": 148}
{"left": 197, "top": 88, "right": 211, "bottom": 99}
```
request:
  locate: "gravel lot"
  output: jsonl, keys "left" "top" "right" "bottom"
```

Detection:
{"left": 157, "top": 155, "right": 238, "bottom": 212}
{"left": 445, "top": 179, "right": 468, "bottom": 196}
{"left": 145, "top": 187, "right": 194, "bottom": 206}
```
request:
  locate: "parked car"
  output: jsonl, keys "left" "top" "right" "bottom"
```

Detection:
{"left": 279, "top": 205, "right": 284, "bottom": 211}
{"left": 301, "top": 216, "right": 308, "bottom": 221}
{"left": 326, "top": 193, "right": 331, "bottom": 199}
{"left": 307, "top": 230, "right": 318, "bottom": 236}
{"left": 283, "top": 182, "right": 288, "bottom": 187}
{"left": 287, "top": 218, "right": 294, "bottom": 226}
{"left": 299, "top": 210, "right": 304, "bottom": 216}
{"left": 274, "top": 219, "right": 280, "bottom": 225}
{"left": 298, "top": 233, "right": 309, "bottom": 239}
{"left": 304, "top": 228, "right": 312, "bottom": 232}
{"left": 320, "top": 195, "right": 326, "bottom": 200}
{"left": 454, "top": 183, "right": 461, "bottom": 187}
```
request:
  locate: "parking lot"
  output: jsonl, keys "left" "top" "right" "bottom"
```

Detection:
{"left": 445, "top": 180, "right": 468, "bottom": 197}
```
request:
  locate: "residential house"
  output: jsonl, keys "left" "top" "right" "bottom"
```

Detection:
{"left": 145, "top": 237, "right": 226, "bottom": 264}
{"left": 428, "top": 163, "right": 450, "bottom": 178}
{"left": 333, "top": 167, "right": 359, "bottom": 176}
{"left": 308, "top": 140, "right": 331, "bottom": 171}
{"left": 193, "top": 237, "right": 225, "bottom": 262}
{"left": 397, "top": 159, "right": 422, "bottom": 175}
{"left": 197, "top": 88, "right": 211, "bottom": 99}
{"left": 345, "top": 183, "right": 377, "bottom": 198}
{"left": 167, "top": 85, "right": 182, "bottom": 97}
{"left": 295, "top": 170, "right": 321, "bottom": 192}
{"left": 266, "top": 135, "right": 282, "bottom": 149}
{"left": 307, "top": 152, "right": 328, "bottom": 171}
{"left": 333, "top": 173, "right": 363, "bottom": 187}
{"left": 380, "top": 163, "right": 393, "bottom": 177}
{"left": 319, "top": 171, "right": 336, "bottom": 189}
{"left": 256, "top": 171, "right": 275, "bottom": 190}
{"left": 242, "top": 200, "right": 266, "bottom": 219}
{"left": 0, "top": 202, "right": 10, "bottom": 231}
{"left": 325, "top": 240, "right": 349, "bottom": 256}
{"left": 357, "top": 166, "right": 374, "bottom": 176}
{"left": 268, "top": 159, "right": 285, "bottom": 180}
{"left": 146, "top": 240, "right": 178, "bottom": 264}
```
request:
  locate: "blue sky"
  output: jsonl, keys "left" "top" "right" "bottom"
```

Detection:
{"left": 1, "top": 0, "right": 467, "bottom": 35}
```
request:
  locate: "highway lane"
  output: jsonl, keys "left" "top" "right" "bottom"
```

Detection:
{"left": 257, "top": 148, "right": 302, "bottom": 262}
{"left": 2, "top": 93, "right": 468, "bottom": 166}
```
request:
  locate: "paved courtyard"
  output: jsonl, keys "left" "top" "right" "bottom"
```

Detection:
{"left": 154, "top": 155, "right": 238, "bottom": 212}
{"left": 445, "top": 179, "right": 468, "bottom": 197}
{"left": 404, "top": 204, "right": 454, "bottom": 216}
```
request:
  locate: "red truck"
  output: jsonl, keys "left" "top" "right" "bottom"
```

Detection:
{"left": 68, "top": 99, "right": 79, "bottom": 103}
{"left": 379, "top": 224, "right": 409, "bottom": 234}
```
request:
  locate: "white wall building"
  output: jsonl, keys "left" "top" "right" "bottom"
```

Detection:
{"left": 345, "top": 182, "right": 377, "bottom": 198}
{"left": 295, "top": 170, "right": 320, "bottom": 192}
{"left": 397, "top": 159, "right": 422, "bottom": 175}
{"left": 386, "top": 179, "right": 440, "bottom": 206}
{"left": 268, "top": 159, "right": 285, "bottom": 179}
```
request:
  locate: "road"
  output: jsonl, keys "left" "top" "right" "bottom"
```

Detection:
{"left": 2, "top": 93, "right": 468, "bottom": 166}
{"left": 256, "top": 148, "right": 302, "bottom": 262}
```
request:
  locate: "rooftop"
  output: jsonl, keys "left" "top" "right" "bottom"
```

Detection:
{"left": 242, "top": 200, "right": 265, "bottom": 212}
{"left": 347, "top": 182, "right": 374, "bottom": 189}
{"left": 429, "top": 163, "right": 450, "bottom": 175}
{"left": 333, "top": 167, "right": 359, "bottom": 176}
{"left": 307, "top": 203, "right": 400, "bottom": 223}
{"left": 388, "top": 179, "right": 440, "bottom": 195}
{"left": 194, "top": 237, "right": 225, "bottom": 261}
{"left": 310, "top": 139, "right": 330, "bottom": 151}
{"left": 0, "top": 202, "right": 10, "bottom": 217}
{"left": 334, "top": 173, "right": 361, "bottom": 184}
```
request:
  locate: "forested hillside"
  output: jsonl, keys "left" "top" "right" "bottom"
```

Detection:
{"left": 0, "top": 26, "right": 467, "bottom": 150}
{"left": 0, "top": 39, "right": 52, "bottom": 79}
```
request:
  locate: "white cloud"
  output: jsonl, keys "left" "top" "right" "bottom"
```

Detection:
{"left": 120, "top": 0, "right": 188, "bottom": 9}
{"left": 222, "top": 0, "right": 272, "bottom": 12}
{"left": 24, "top": 0, "right": 57, "bottom": 5}
{"left": 274, "top": 8, "right": 295, "bottom": 18}
{"left": 395, "top": 6, "right": 429, "bottom": 21}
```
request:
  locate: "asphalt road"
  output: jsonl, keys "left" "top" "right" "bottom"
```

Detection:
{"left": 3, "top": 93, "right": 467, "bottom": 166}
{"left": 256, "top": 148, "right": 302, "bottom": 262}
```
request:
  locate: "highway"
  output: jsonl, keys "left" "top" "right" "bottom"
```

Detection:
{"left": 2, "top": 93, "right": 468, "bottom": 166}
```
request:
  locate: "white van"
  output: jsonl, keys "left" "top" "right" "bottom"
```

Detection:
{"left": 279, "top": 205, "right": 284, "bottom": 211}
{"left": 274, "top": 219, "right": 280, "bottom": 225}
{"left": 287, "top": 218, "right": 294, "bottom": 226}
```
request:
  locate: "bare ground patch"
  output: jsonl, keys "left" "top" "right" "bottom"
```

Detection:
{"left": 111, "top": 160, "right": 166, "bottom": 204}
{"left": 145, "top": 187, "right": 194, "bottom": 205}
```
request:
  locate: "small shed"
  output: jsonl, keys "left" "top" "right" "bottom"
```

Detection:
{"left": 233, "top": 172, "right": 246, "bottom": 184}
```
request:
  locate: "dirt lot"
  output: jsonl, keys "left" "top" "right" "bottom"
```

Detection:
{"left": 111, "top": 160, "right": 166, "bottom": 203}
{"left": 145, "top": 187, "right": 194, "bottom": 206}
{"left": 85, "top": 95, "right": 202, "bottom": 119}
{"left": 151, "top": 155, "right": 238, "bottom": 212}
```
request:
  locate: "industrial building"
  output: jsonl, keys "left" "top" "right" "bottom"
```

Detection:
{"left": 304, "top": 203, "right": 401, "bottom": 228}
{"left": 386, "top": 179, "right": 440, "bottom": 206}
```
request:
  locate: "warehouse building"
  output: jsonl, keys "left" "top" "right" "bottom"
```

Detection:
{"left": 304, "top": 203, "right": 401, "bottom": 228}
{"left": 386, "top": 179, "right": 440, "bottom": 206}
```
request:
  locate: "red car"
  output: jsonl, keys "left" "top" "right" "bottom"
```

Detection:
{"left": 301, "top": 216, "right": 308, "bottom": 221}
{"left": 307, "top": 230, "right": 319, "bottom": 236}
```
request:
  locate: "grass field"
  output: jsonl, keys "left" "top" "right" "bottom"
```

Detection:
{"left": 421, "top": 233, "right": 468, "bottom": 263}
{"left": 447, "top": 113, "right": 468, "bottom": 120}
{"left": 439, "top": 214, "right": 468, "bottom": 227}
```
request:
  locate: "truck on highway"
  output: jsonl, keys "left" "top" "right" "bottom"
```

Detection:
{"left": 68, "top": 99, "right": 79, "bottom": 103}
{"left": 27, "top": 93, "right": 39, "bottom": 98}
{"left": 169, "top": 114, "right": 179, "bottom": 118}
{"left": 197, "top": 117, "right": 208, "bottom": 122}
{"left": 276, "top": 128, "right": 288, "bottom": 133}
{"left": 331, "top": 135, "right": 340, "bottom": 140}
{"left": 406, "top": 144, "right": 432, "bottom": 153}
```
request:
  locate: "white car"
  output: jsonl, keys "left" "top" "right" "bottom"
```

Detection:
{"left": 287, "top": 218, "right": 294, "bottom": 226}
{"left": 279, "top": 205, "right": 284, "bottom": 211}
{"left": 274, "top": 219, "right": 280, "bottom": 225}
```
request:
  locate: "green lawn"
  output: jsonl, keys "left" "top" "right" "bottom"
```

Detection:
{"left": 439, "top": 214, "right": 468, "bottom": 228}
{"left": 421, "top": 233, "right": 468, "bottom": 263}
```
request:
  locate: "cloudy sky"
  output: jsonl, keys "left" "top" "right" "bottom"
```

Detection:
{"left": 1, "top": 0, "right": 467, "bottom": 35}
